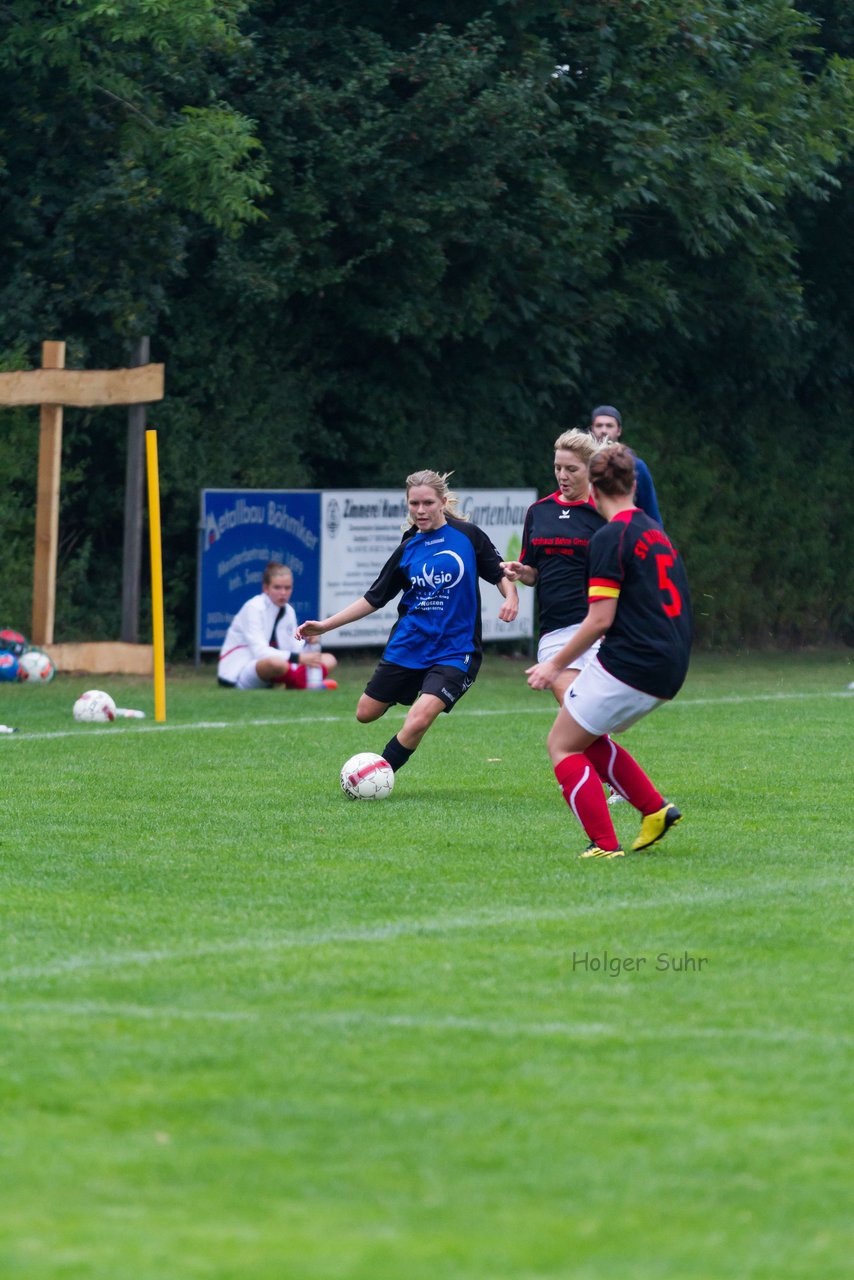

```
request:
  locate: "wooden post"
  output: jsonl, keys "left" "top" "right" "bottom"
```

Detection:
{"left": 31, "top": 341, "right": 66, "bottom": 645}
{"left": 121, "top": 336, "right": 150, "bottom": 643}
{"left": 0, "top": 345, "right": 165, "bottom": 669}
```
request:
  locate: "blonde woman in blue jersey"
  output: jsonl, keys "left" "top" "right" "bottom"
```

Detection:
{"left": 296, "top": 470, "right": 518, "bottom": 776}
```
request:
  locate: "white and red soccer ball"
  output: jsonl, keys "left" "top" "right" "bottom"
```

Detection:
{"left": 340, "top": 752, "right": 395, "bottom": 800}
{"left": 18, "top": 648, "right": 56, "bottom": 684}
{"left": 72, "top": 690, "right": 117, "bottom": 723}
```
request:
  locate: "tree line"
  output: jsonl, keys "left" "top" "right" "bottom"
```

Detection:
{"left": 1, "top": 0, "right": 852, "bottom": 652}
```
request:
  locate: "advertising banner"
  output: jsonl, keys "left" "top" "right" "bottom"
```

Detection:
{"left": 198, "top": 490, "right": 322, "bottom": 651}
{"left": 199, "top": 487, "right": 536, "bottom": 653}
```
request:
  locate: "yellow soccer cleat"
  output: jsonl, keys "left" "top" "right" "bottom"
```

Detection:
{"left": 579, "top": 843, "right": 626, "bottom": 860}
{"left": 632, "top": 803, "right": 683, "bottom": 852}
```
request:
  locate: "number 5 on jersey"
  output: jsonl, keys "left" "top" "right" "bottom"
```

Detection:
{"left": 656, "top": 552, "right": 683, "bottom": 618}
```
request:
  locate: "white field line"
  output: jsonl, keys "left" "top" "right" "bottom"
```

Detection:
{"left": 0, "top": 1001, "right": 848, "bottom": 1048}
{"left": 1, "top": 877, "right": 843, "bottom": 985}
{"left": 0, "top": 999, "right": 253, "bottom": 1022}
{"left": 3, "top": 688, "right": 851, "bottom": 743}
{"left": 295, "top": 1010, "right": 854, "bottom": 1047}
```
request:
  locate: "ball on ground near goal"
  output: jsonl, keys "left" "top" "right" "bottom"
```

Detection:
{"left": 18, "top": 649, "right": 56, "bottom": 684}
{"left": 340, "top": 752, "right": 395, "bottom": 800}
{"left": 72, "top": 690, "right": 117, "bottom": 723}
{"left": 0, "top": 651, "right": 20, "bottom": 681}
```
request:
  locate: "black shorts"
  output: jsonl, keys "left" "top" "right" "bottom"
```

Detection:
{"left": 364, "top": 657, "right": 481, "bottom": 713}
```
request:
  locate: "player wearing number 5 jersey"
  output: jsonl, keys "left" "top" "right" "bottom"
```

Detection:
{"left": 590, "top": 508, "right": 691, "bottom": 701}
{"left": 526, "top": 444, "right": 692, "bottom": 858}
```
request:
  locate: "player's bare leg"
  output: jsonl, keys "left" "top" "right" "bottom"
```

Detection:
{"left": 255, "top": 655, "right": 295, "bottom": 684}
{"left": 550, "top": 666, "right": 578, "bottom": 706}
{"left": 397, "top": 693, "right": 446, "bottom": 749}
{"left": 356, "top": 694, "right": 393, "bottom": 722}
{"left": 381, "top": 693, "right": 446, "bottom": 772}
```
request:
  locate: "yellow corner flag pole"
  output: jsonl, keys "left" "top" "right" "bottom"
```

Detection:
{"left": 145, "top": 429, "right": 167, "bottom": 722}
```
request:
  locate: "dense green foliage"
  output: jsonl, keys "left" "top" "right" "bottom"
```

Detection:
{"left": 2, "top": 653, "right": 852, "bottom": 1277}
{"left": 0, "top": 2, "right": 852, "bottom": 650}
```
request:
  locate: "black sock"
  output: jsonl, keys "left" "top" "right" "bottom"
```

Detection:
{"left": 381, "top": 735, "right": 415, "bottom": 772}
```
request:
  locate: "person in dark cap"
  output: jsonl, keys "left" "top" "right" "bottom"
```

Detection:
{"left": 590, "top": 405, "right": 662, "bottom": 524}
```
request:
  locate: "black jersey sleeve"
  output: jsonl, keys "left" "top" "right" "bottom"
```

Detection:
{"left": 457, "top": 518, "right": 506, "bottom": 585}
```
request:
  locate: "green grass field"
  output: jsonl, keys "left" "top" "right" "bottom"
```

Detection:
{"left": 1, "top": 649, "right": 852, "bottom": 1279}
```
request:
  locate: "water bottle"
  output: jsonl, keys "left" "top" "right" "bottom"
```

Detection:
{"left": 304, "top": 640, "right": 324, "bottom": 689}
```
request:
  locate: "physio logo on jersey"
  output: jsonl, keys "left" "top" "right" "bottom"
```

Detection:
{"left": 411, "top": 550, "right": 466, "bottom": 591}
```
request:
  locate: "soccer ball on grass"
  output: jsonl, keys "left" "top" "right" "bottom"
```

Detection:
{"left": 340, "top": 752, "right": 395, "bottom": 800}
{"left": 18, "top": 649, "right": 56, "bottom": 684}
{"left": 72, "top": 690, "right": 117, "bottom": 723}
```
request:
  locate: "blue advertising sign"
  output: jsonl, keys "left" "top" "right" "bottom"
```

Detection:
{"left": 198, "top": 490, "right": 321, "bottom": 651}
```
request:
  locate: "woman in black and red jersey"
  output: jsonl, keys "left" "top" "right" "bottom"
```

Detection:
{"left": 526, "top": 444, "right": 692, "bottom": 859}
{"left": 502, "top": 429, "right": 605, "bottom": 706}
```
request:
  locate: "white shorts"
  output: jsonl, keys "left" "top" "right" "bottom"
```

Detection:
{"left": 563, "top": 658, "right": 665, "bottom": 737}
{"left": 233, "top": 660, "right": 270, "bottom": 690}
{"left": 218, "top": 647, "right": 275, "bottom": 690}
{"left": 538, "top": 624, "right": 600, "bottom": 672}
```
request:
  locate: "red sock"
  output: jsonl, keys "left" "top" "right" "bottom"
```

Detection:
{"left": 271, "top": 663, "right": 308, "bottom": 689}
{"left": 554, "top": 754, "right": 620, "bottom": 851}
{"left": 585, "top": 736, "right": 664, "bottom": 816}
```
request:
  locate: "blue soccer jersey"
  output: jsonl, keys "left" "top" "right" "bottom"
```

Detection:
{"left": 364, "top": 515, "right": 506, "bottom": 671}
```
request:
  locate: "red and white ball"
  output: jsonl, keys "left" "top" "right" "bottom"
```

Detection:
{"left": 18, "top": 648, "right": 56, "bottom": 684}
{"left": 72, "top": 690, "right": 117, "bottom": 723}
{"left": 340, "top": 752, "right": 395, "bottom": 800}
